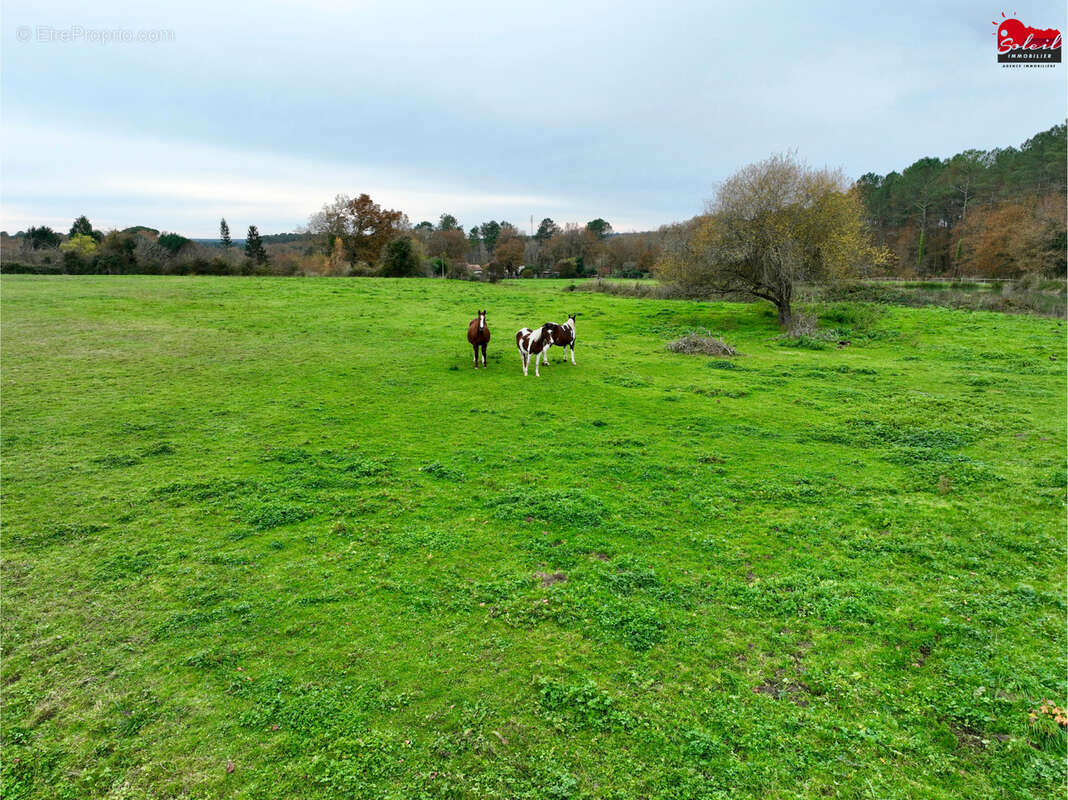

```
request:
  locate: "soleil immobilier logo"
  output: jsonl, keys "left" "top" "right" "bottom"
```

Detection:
{"left": 993, "top": 13, "right": 1062, "bottom": 62}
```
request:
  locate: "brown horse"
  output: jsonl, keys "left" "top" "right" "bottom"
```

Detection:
{"left": 467, "top": 309, "right": 490, "bottom": 367}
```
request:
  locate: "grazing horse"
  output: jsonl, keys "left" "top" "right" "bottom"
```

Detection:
{"left": 515, "top": 323, "right": 555, "bottom": 377}
{"left": 543, "top": 314, "right": 578, "bottom": 365}
{"left": 467, "top": 310, "right": 490, "bottom": 367}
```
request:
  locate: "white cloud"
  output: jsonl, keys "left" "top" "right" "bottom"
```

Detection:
{"left": 1, "top": 120, "right": 566, "bottom": 236}
{"left": 3, "top": 0, "right": 1063, "bottom": 236}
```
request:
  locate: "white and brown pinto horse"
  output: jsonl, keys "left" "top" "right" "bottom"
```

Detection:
{"left": 515, "top": 323, "right": 555, "bottom": 377}
{"left": 543, "top": 314, "right": 577, "bottom": 365}
{"left": 467, "top": 309, "right": 490, "bottom": 367}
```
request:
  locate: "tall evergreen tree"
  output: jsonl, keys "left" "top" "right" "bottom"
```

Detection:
{"left": 26, "top": 226, "right": 61, "bottom": 249}
{"left": 245, "top": 225, "right": 268, "bottom": 265}
{"left": 534, "top": 218, "right": 560, "bottom": 242}
{"left": 220, "top": 218, "right": 232, "bottom": 249}
{"left": 68, "top": 215, "right": 102, "bottom": 241}
{"left": 69, "top": 215, "right": 93, "bottom": 238}
{"left": 478, "top": 221, "right": 501, "bottom": 253}
{"left": 586, "top": 218, "right": 613, "bottom": 239}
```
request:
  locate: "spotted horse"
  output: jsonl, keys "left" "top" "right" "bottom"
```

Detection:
{"left": 543, "top": 313, "right": 578, "bottom": 365}
{"left": 515, "top": 323, "right": 555, "bottom": 377}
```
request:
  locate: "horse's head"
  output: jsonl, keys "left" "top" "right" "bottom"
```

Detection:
{"left": 537, "top": 323, "right": 556, "bottom": 345}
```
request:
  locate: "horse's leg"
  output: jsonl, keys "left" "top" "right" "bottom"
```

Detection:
{"left": 570, "top": 343, "right": 576, "bottom": 365}
{"left": 535, "top": 350, "right": 541, "bottom": 377}
{"left": 521, "top": 351, "right": 528, "bottom": 376}
{"left": 481, "top": 343, "right": 487, "bottom": 367}
{"left": 473, "top": 343, "right": 479, "bottom": 366}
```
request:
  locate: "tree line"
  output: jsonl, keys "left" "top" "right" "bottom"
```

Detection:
{"left": 2, "top": 202, "right": 661, "bottom": 279}
{"left": 301, "top": 192, "right": 656, "bottom": 280}
{"left": 2, "top": 216, "right": 274, "bottom": 276}
{"left": 856, "top": 122, "right": 1065, "bottom": 277}
{"left": 3, "top": 122, "right": 1062, "bottom": 280}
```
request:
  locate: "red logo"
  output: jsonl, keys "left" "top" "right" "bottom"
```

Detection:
{"left": 993, "top": 13, "right": 1062, "bottom": 62}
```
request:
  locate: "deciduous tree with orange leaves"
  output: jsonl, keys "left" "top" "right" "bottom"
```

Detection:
{"left": 956, "top": 193, "right": 1067, "bottom": 278}
{"left": 308, "top": 193, "right": 407, "bottom": 268}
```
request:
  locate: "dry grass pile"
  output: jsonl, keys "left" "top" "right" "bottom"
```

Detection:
{"left": 667, "top": 330, "right": 738, "bottom": 356}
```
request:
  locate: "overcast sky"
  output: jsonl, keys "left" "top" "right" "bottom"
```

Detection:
{"left": 2, "top": 0, "right": 1065, "bottom": 237}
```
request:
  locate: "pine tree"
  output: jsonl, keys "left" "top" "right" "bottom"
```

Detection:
{"left": 68, "top": 215, "right": 102, "bottom": 241}
{"left": 245, "top": 225, "right": 267, "bottom": 265}
{"left": 220, "top": 218, "right": 232, "bottom": 249}
{"left": 585, "top": 218, "right": 613, "bottom": 239}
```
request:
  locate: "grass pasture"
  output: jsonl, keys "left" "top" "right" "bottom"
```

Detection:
{"left": 1, "top": 275, "right": 1065, "bottom": 799}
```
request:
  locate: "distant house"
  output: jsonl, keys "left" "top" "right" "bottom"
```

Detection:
{"left": 467, "top": 264, "right": 484, "bottom": 279}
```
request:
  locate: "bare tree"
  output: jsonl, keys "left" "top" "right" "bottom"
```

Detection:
{"left": 659, "top": 153, "right": 886, "bottom": 326}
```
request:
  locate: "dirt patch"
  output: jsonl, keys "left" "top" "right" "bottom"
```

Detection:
{"left": 913, "top": 643, "right": 932, "bottom": 668}
{"left": 589, "top": 552, "right": 611, "bottom": 562}
{"left": 951, "top": 722, "right": 987, "bottom": 750}
{"left": 753, "top": 669, "right": 811, "bottom": 704}
{"left": 754, "top": 680, "right": 784, "bottom": 699}
{"left": 535, "top": 571, "right": 567, "bottom": 587}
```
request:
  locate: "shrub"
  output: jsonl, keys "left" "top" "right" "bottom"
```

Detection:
{"left": 380, "top": 236, "right": 425, "bottom": 277}
{"left": 346, "top": 262, "right": 378, "bottom": 277}
{"left": 555, "top": 258, "right": 581, "bottom": 279}
{"left": 574, "top": 278, "right": 694, "bottom": 300}
{"left": 445, "top": 261, "right": 471, "bottom": 280}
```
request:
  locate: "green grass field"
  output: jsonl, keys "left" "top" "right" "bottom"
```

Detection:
{"left": 2, "top": 275, "right": 1065, "bottom": 800}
